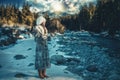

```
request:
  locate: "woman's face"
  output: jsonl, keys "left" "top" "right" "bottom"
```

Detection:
{"left": 41, "top": 22, "right": 46, "bottom": 27}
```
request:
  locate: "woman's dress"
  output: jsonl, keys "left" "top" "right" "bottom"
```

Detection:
{"left": 34, "top": 25, "right": 50, "bottom": 70}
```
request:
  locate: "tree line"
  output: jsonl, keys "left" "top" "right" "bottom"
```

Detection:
{"left": 60, "top": 0, "right": 120, "bottom": 36}
{"left": 0, "top": 0, "right": 120, "bottom": 36}
{"left": 0, "top": 3, "right": 37, "bottom": 28}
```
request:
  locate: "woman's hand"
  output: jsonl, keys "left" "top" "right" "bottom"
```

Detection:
{"left": 50, "top": 33, "right": 55, "bottom": 37}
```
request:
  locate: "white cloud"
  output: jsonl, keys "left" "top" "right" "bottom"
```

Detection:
{"left": 25, "top": 0, "right": 97, "bottom": 15}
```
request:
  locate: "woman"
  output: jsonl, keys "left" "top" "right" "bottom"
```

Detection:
{"left": 34, "top": 16, "right": 50, "bottom": 79}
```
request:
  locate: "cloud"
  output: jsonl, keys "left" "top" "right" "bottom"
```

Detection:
{"left": 26, "top": 0, "right": 97, "bottom": 15}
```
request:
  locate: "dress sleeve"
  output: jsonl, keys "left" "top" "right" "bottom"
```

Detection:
{"left": 41, "top": 27, "right": 48, "bottom": 40}
{"left": 33, "top": 26, "right": 43, "bottom": 42}
{"left": 34, "top": 26, "right": 43, "bottom": 38}
{"left": 34, "top": 25, "right": 48, "bottom": 40}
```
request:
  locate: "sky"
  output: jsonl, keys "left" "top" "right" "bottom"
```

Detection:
{"left": 27, "top": 0, "right": 97, "bottom": 15}
{"left": 0, "top": 0, "right": 97, "bottom": 16}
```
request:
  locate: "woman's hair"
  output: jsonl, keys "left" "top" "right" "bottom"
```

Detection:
{"left": 36, "top": 16, "right": 46, "bottom": 26}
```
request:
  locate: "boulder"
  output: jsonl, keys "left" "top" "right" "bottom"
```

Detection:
{"left": 86, "top": 65, "right": 98, "bottom": 72}
{"left": 14, "top": 55, "right": 26, "bottom": 60}
{"left": 47, "top": 19, "right": 65, "bottom": 34}
{"left": 66, "top": 57, "right": 80, "bottom": 65}
{"left": 51, "top": 55, "right": 66, "bottom": 65}
{"left": 0, "top": 28, "right": 17, "bottom": 46}
{"left": 14, "top": 73, "right": 27, "bottom": 78}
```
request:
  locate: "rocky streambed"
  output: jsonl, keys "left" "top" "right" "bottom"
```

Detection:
{"left": 51, "top": 31, "right": 120, "bottom": 80}
{"left": 0, "top": 27, "right": 31, "bottom": 49}
{"left": 0, "top": 28, "right": 120, "bottom": 80}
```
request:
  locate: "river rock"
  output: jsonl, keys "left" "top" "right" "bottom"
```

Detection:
{"left": 14, "top": 55, "right": 26, "bottom": 60}
{"left": 14, "top": 73, "right": 27, "bottom": 78}
{"left": 86, "top": 65, "right": 98, "bottom": 72}
{"left": 28, "top": 63, "right": 34, "bottom": 66}
{"left": 66, "top": 57, "right": 80, "bottom": 65}
{"left": 51, "top": 55, "right": 66, "bottom": 65}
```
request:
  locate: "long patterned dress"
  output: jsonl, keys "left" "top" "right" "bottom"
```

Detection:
{"left": 34, "top": 25, "right": 50, "bottom": 70}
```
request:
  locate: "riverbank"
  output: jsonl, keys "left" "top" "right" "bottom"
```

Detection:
{"left": 0, "top": 36, "right": 82, "bottom": 80}
{"left": 1, "top": 31, "right": 120, "bottom": 80}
